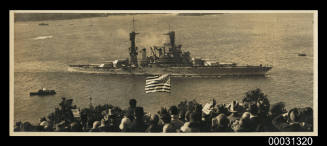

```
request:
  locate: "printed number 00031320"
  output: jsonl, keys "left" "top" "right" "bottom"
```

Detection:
{"left": 268, "top": 137, "right": 313, "bottom": 145}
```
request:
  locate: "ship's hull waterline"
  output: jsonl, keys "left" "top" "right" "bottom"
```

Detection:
{"left": 68, "top": 66, "right": 272, "bottom": 77}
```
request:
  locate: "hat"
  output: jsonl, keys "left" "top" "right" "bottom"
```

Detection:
{"left": 270, "top": 102, "right": 286, "bottom": 115}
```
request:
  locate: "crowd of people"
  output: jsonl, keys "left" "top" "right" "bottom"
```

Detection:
{"left": 14, "top": 88, "right": 314, "bottom": 132}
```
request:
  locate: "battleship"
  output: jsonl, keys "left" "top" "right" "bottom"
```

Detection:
{"left": 68, "top": 18, "right": 272, "bottom": 77}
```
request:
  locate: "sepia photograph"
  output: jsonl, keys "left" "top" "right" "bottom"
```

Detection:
{"left": 9, "top": 10, "right": 318, "bottom": 136}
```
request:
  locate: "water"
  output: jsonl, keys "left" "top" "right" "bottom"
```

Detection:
{"left": 13, "top": 13, "right": 314, "bottom": 124}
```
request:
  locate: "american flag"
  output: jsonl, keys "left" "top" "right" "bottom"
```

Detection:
{"left": 145, "top": 74, "right": 171, "bottom": 93}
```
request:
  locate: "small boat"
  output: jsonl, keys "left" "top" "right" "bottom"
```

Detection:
{"left": 30, "top": 88, "right": 56, "bottom": 96}
{"left": 38, "top": 23, "right": 49, "bottom": 26}
{"left": 298, "top": 53, "right": 307, "bottom": 56}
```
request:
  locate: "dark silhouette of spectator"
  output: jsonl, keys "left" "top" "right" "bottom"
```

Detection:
{"left": 22, "top": 122, "right": 33, "bottom": 131}
{"left": 180, "top": 112, "right": 201, "bottom": 132}
{"left": 146, "top": 114, "right": 162, "bottom": 132}
{"left": 89, "top": 121, "right": 101, "bottom": 132}
{"left": 128, "top": 99, "right": 137, "bottom": 120}
{"left": 119, "top": 111, "right": 133, "bottom": 132}
{"left": 272, "top": 108, "right": 312, "bottom": 132}
{"left": 161, "top": 112, "right": 175, "bottom": 132}
{"left": 130, "top": 107, "right": 146, "bottom": 132}
{"left": 169, "top": 106, "right": 184, "bottom": 132}
{"left": 70, "top": 122, "right": 83, "bottom": 132}
{"left": 211, "top": 114, "right": 232, "bottom": 132}
{"left": 14, "top": 121, "right": 22, "bottom": 131}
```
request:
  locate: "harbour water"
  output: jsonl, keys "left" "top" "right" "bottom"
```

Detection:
{"left": 13, "top": 13, "right": 314, "bottom": 124}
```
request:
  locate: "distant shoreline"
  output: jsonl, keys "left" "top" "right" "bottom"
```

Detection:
{"left": 14, "top": 13, "right": 225, "bottom": 22}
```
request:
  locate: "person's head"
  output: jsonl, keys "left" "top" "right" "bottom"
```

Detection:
{"left": 134, "top": 107, "right": 144, "bottom": 119}
{"left": 129, "top": 99, "right": 137, "bottom": 108}
{"left": 270, "top": 102, "right": 286, "bottom": 116}
{"left": 288, "top": 108, "right": 299, "bottom": 123}
{"left": 23, "top": 122, "right": 33, "bottom": 131}
{"left": 150, "top": 114, "right": 160, "bottom": 125}
{"left": 241, "top": 112, "right": 251, "bottom": 120}
{"left": 70, "top": 122, "right": 82, "bottom": 132}
{"left": 212, "top": 114, "right": 229, "bottom": 129}
{"left": 160, "top": 113, "right": 171, "bottom": 124}
{"left": 247, "top": 103, "right": 258, "bottom": 115}
{"left": 169, "top": 105, "right": 178, "bottom": 116}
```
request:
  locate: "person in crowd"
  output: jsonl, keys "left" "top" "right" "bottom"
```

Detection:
{"left": 89, "top": 121, "right": 101, "bottom": 132}
{"left": 119, "top": 111, "right": 133, "bottom": 132}
{"left": 211, "top": 113, "right": 232, "bottom": 132}
{"left": 98, "top": 119, "right": 108, "bottom": 132}
{"left": 161, "top": 112, "right": 175, "bottom": 133}
{"left": 130, "top": 107, "right": 146, "bottom": 132}
{"left": 54, "top": 121, "right": 67, "bottom": 132}
{"left": 184, "top": 111, "right": 191, "bottom": 122}
{"left": 231, "top": 112, "right": 255, "bottom": 132}
{"left": 272, "top": 107, "right": 312, "bottom": 132}
{"left": 127, "top": 99, "right": 137, "bottom": 121}
{"left": 39, "top": 120, "right": 51, "bottom": 131}
{"left": 227, "top": 101, "right": 242, "bottom": 125}
{"left": 180, "top": 112, "right": 201, "bottom": 132}
{"left": 15, "top": 94, "right": 314, "bottom": 133}
{"left": 168, "top": 106, "right": 184, "bottom": 132}
{"left": 106, "top": 108, "right": 122, "bottom": 132}
{"left": 70, "top": 121, "right": 83, "bottom": 132}
{"left": 146, "top": 114, "right": 162, "bottom": 132}
{"left": 200, "top": 112, "right": 211, "bottom": 132}
{"left": 22, "top": 122, "right": 33, "bottom": 131}
{"left": 262, "top": 102, "right": 287, "bottom": 132}
{"left": 14, "top": 121, "right": 22, "bottom": 131}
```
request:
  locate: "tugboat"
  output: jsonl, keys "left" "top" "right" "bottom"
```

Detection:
{"left": 30, "top": 88, "right": 56, "bottom": 96}
{"left": 38, "top": 23, "right": 49, "bottom": 26}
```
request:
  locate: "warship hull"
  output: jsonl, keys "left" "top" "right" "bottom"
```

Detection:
{"left": 68, "top": 65, "right": 272, "bottom": 77}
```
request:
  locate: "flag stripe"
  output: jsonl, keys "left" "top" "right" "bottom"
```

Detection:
{"left": 145, "top": 84, "right": 171, "bottom": 88}
{"left": 145, "top": 80, "right": 170, "bottom": 86}
{"left": 145, "top": 89, "right": 171, "bottom": 93}
{"left": 145, "top": 85, "right": 171, "bottom": 90}
{"left": 145, "top": 86, "right": 171, "bottom": 91}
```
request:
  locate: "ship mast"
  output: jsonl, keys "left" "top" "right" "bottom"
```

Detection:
{"left": 129, "top": 17, "right": 139, "bottom": 67}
